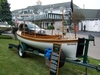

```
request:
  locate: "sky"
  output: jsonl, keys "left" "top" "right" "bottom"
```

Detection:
{"left": 8, "top": 0, "right": 100, "bottom": 11}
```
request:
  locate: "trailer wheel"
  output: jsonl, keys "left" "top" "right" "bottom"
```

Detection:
{"left": 59, "top": 51, "right": 65, "bottom": 68}
{"left": 18, "top": 46, "right": 26, "bottom": 58}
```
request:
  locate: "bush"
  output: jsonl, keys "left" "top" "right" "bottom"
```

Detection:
{"left": 47, "top": 25, "right": 55, "bottom": 30}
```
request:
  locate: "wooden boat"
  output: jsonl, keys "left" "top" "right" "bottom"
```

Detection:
{"left": 16, "top": 2, "right": 78, "bottom": 60}
{"left": 16, "top": 26, "right": 78, "bottom": 60}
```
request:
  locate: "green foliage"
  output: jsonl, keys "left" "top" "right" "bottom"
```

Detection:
{"left": 0, "top": 0, "right": 5, "bottom": 10}
{"left": 0, "top": 39, "right": 100, "bottom": 75}
{"left": 63, "top": 21, "right": 67, "bottom": 26}
{"left": 0, "top": 35, "right": 13, "bottom": 39}
{"left": 35, "top": 21, "right": 41, "bottom": 26}
{"left": 0, "top": 0, "right": 5, "bottom": 2}
{"left": 74, "top": 9, "right": 85, "bottom": 24}
{"left": 47, "top": 25, "right": 55, "bottom": 30}
{"left": 0, "top": 0, "right": 13, "bottom": 25}
{"left": 57, "top": 28, "right": 60, "bottom": 30}
{"left": 0, "top": 7, "right": 1, "bottom": 10}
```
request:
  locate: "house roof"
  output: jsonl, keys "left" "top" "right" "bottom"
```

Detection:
{"left": 11, "top": 2, "right": 100, "bottom": 20}
{"left": 42, "top": 2, "right": 79, "bottom": 10}
{"left": 79, "top": 9, "right": 100, "bottom": 20}
{"left": 12, "top": 2, "right": 79, "bottom": 13}
{"left": 96, "top": 10, "right": 100, "bottom": 18}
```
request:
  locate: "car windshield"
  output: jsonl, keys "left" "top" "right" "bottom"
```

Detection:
{"left": 27, "top": 24, "right": 40, "bottom": 29}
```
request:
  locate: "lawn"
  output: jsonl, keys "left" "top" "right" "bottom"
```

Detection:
{"left": 0, "top": 35, "right": 100, "bottom": 75}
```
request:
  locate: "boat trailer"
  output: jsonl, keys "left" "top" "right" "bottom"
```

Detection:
{"left": 8, "top": 34, "right": 100, "bottom": 74}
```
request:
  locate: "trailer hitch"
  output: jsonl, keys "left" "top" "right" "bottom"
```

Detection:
{"left": 96, "top": 64, "right": 100, "bottom": 72}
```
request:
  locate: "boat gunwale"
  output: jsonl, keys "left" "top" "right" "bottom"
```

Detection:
{"left": 16, "top": 31, "right": 78, "bottom": 43}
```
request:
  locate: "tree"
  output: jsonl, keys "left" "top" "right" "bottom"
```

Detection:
{"left": 0, "top": 0, "right": 12, "bottom": 25}
{"left": 0, "top": 0, "right": 5, "bottom": 10}
{"left": 74, "top": 9, "right": 85, "bottom": 25}
{"left": 35, "top": 21, "right": 41, "bottom": 27}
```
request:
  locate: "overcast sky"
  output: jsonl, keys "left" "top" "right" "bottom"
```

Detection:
{"left": 8, "top": 0, "right": 100, "bottom": 11}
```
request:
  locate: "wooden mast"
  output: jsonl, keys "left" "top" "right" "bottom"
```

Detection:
{"left": 62, "top": 9, "right": 64, "bottom": 39}
{"left": 71, "top": 0, "right": 76, "bottom": 39}
{"left": 34, "top": 21, "right": 36, "bottom": 37}
{"left": 23, "top": 21, "right": 25, "bottom": 35}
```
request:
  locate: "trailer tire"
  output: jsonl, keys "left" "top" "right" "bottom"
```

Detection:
{"left": 18, "top": 46, "right": 26, "bottom": 58}
{"left": 59, "top": 51, "right": 65, "bottom": 68}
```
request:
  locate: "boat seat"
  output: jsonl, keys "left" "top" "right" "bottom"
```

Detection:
{"left": 76, "top": 38, "right": 85, "bottom": 57}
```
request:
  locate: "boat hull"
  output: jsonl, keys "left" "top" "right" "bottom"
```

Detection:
{"left": 0, "top": 24, "right": 11, "bottom": 33}
{"left": 16, "top": 33, "right": 78, "bottom": 60}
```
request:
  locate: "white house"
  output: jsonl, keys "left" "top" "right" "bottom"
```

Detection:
{"left": 78, "top": 9, "right": 100, "bottom": 32}
{"left": 79, "top": 20, "right": 100, "bottom": 32}
{"left": 11, "top": 0, "right": 79, "bottom": 29}
{"left": 11, "top": 0, "right": 100, "bottom": 32}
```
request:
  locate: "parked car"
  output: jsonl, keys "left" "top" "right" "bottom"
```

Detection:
{"left": 18, "top": 23, "right": 46, "bottom": 34}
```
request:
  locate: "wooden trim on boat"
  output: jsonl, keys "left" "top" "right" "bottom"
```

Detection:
{"left": 16, "top": 31, "right": 78, "bottom": 43}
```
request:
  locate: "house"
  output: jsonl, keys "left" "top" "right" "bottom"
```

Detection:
{"left": 78, "top": 9, "right": 100, "bottom": 32}
{"left": 11, "top": 0, "right": 79, "bottom": 29}
{"left": 11, "top": 0, "right": 100, "bottom": 32}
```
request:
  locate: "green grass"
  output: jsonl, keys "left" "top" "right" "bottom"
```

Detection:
{"left": 0, "top": 35, "right": 13, "bottom": 39}
{"left": 0, "top": 38, "right": 100, "bottom": 75}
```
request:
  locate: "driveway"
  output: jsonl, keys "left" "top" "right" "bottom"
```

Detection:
{"left": 46, "top": 30, "right": 100, "bottom": 60}
{"left": 76, "top": 31, "right": 100, "bottom": 60}
{"left": 76, "top": 31, "right": 100, "bottom": 37}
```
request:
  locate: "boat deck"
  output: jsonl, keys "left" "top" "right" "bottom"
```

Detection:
{"left": 21, "top": 31, "right": 62, "bottom": 40}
